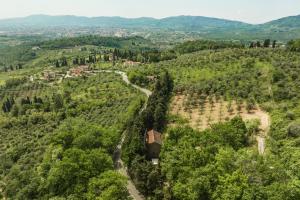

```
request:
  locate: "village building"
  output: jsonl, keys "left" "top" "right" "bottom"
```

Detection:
{"left": 42, "top": 70, "right": 56, "bottom": 81}
{"left": 145, "top": 129, "right": 162, "bottom": 164}
{"left": 123, "top": 60, "right": 141, "bottom": 67}
{"left": 32, "top": 46, "right": 41, "bottom": 50}
{"left": 69, "top": 65, "right": 90, "bottom": 77}
{"left": 146, "top": 76, "right": 156, "bottom": 82}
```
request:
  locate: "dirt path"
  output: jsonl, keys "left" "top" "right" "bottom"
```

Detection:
{"left": 99, "top": 70, "right": 151, "bottom": 200}
{"left": 113, "top": 134, "right": 145, "bottom": 200}
{"left": 240, "top": 109, "right": 270, "bottom": 155}
{"left": 115, "top": 71, "right": 152, "bottom": 97}
{"left": 256, "top": 110, "right": 270, "bottom": 155}
{"left": 257, "top": 136, "right": 265, "bottom": 155}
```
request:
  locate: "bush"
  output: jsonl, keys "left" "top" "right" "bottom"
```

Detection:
{"left": 286, "top": 111, "right": 296, "bottom": 120}
{"left": 287, "top": 123, "right": 300, "bottom": 138}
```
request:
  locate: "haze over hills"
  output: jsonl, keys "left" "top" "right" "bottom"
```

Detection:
{"left": 0, "top": 14, "right": 251, "bottom": 28}
{"left": 261, "top": 15, "right": 300, "bottom": 29}
{"left": 0, "top": 14, "right": 300, "bottom": 41}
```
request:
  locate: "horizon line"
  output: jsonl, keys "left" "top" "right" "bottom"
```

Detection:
{"left": 0, "top": 13, "right": 299, "bottom": 25}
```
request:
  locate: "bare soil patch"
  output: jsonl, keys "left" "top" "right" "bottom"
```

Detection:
{"left": 170, "top": 94, "right": 270, "bottom": 133}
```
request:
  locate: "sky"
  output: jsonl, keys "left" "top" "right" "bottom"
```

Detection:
{"left": 0, "top": 0, "right": 299, "bottom": 24}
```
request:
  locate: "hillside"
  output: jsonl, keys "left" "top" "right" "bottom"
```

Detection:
{"left": 262, "top": 15, "right": 300, "bottom": 29}
{"left": 1, "top": 28, "right": 300, "bottom": 199}
{"left": 0, "top": 15, "right": 158, "bottom": 28}
{"left": 125, "top": 47, "right": 300, "bottom": 199}
{"left": 2, "top": 14, "right": 300, "bottom": 41}
{"left": 0, "top": 15, "right": 249, "bottom": 29}
{"left": 0, "top": 36, "right": 153, "bottom": 199}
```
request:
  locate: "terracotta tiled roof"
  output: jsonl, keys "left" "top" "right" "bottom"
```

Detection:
{"left": 146, "top": 130, "right": 162, "bottom": 145}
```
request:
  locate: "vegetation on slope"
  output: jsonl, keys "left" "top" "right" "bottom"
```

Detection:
{"left": 287, "top": 39, "right": 300, "bottom": 51}
{"left": 174, "top": 40, "right": 244, "bottom": 54}
{"left": 125, "top": 47, "right": 300, "bottom": 199}
{"left": 122, "top": 71, "right": 173, "bottom": 198}
{"left": 1, "top": 34, "right": 300, "bottom": 200}
{"left": 2, "top": 15, "right": 300, "bottom": 41}
{"left": 0, "top": 72, "right": 144, "bottom": 199}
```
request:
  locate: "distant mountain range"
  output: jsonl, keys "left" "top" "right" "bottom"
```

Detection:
{"left": 0, "top": 15, "right": 250, "bottom": 29}
{"left": 0, "top": 14, "right": 300, "bottom": 41}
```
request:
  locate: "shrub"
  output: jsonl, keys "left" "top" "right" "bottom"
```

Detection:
{"left": 287, "top": 123, "right": 300, "bottom": 138}
{"left": 286, "top": 111, "right": 296, "bottom": 120}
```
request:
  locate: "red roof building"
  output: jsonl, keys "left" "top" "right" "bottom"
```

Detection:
{"left": 146, "top": 130, "right": 162, "bottom": 159}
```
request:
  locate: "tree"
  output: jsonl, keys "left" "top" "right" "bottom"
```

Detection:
{"left": 33, "top": 96, "right": 43, "bottom": 104}
{"left": 73, "top": 57, "right": 79, "bottom": 65}
{"left": 2, "top": 97, "right": 15, "bottom": 113}
{"left": 263, "top": 39, "right": 271, "bottom": 48}
{"left": 272, "top": 40, "right": 277, "bottom": 48}
{"left": 113, "top": 48, "right": 118, "bottom": 61}
{"left": 103, "top": 55, "right": 110, "bottom": 62}
{"left": 227, "top": 101, "right": 233, "bottom": 114}
{"left": 11, "top": 105, "right": 19, "bottom": 117}
{"left": 55, "top": 60, "right": 60, "bottom": 68}
{"left": 80, "top": 58, "right": 86, "bottom": 65}
{"left": 287, "top": 123, "right": 300, "bottom": 137}
{"left": 212, "top": 117, "right": 247, "bottom": 150}
{"left": 153, "top": 102, "right": 166, "bottom": 131}
{"left": 256, "top": 41, "right": 261, "bottom": 48}
{"left": 46, "top": 148, "right": 113, "bottom": 196}
{"left": 212, "top": 170, "right": 250, "bottom": 200}
{"left": 86, "top": 171, "right": 130, "bottom": 200}
{"left": 53, "top": 94, "right": 64, "bottom": 111}
{"left": 246, "top": 98, "right": 256, "bottom": 113}
{"left": 61, "top": 57, "right": 68, "bottom": 66}
{"left": 46, "top": 158, "right": 80, "bottom": 195}
{"left": 88, "top": 55, "right": 96, "bottom": 63}
{"left": 285, "top": 179, "right": 300, "bottom": 200}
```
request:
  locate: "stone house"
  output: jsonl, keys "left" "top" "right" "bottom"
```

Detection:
{"left": 145, "top": 130, "right": 162, "bottom": 160}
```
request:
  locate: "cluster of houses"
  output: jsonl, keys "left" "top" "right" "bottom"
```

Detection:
{"left": 40, "top": 64, "right": 163, "bottom": 164}
{"left": 41, "top": 60, "right": 145, "bottom": 82}
{"left": 67, "top": 65, "right": 91, "bottom": 77}
{"left": 41, "top": 65, "right": 91, "bottom": 81}
{"left": 123, "top": 60, "right": 141, "bottom": 67}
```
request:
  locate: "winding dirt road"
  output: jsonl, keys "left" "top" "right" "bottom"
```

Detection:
{"left": 98, "top": 70, "right": 151, "bottom": 200}
{"left": 257, "top": 137, "right": 265, "bottom": 155}
{"left": 255, "top": 110, "right": 270, "bottom": 155}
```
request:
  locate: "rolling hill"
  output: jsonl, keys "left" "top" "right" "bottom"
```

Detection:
{"left": 0, "top": 14, "right": 250, "bottom": 29}
{"left": 262, "top": 14, "right": 300, "bottom": 29}
{"left": 0, "top": 14, "right": 300, "bottom": 41}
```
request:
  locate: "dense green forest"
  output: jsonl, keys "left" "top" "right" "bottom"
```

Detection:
{"left": 35, "top": 35, "right": 155, "bottom": 50}
{"left": 174, "top": 40, "right": 244, "bottom": 54}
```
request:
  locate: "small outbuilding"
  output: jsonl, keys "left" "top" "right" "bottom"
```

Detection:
{"left": 42, "top": 70, "right": 56, "bottom": 81}
{"left": 145, "top": 130, "right": 162, "bottom": 161}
